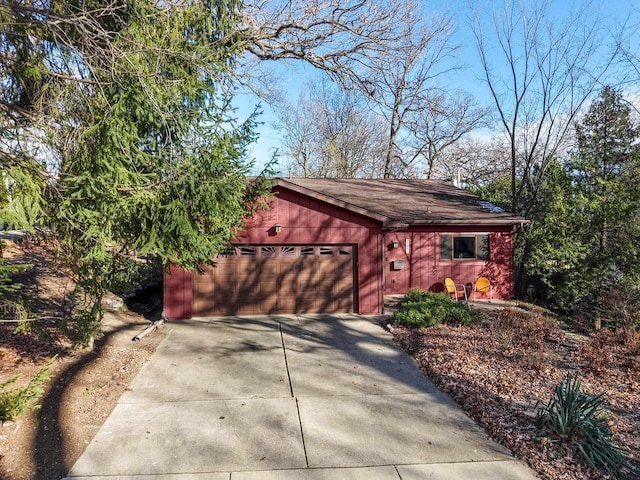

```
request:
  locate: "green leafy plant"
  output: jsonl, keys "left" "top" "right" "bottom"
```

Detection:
{"left": 0, "top": 357, "right": 55, "bottom": 425}
{"left": 535, "top": 373, "right": 630, "bottom": 475}
{"left": 392, "top": 288, "right": 481, "bottom": 328}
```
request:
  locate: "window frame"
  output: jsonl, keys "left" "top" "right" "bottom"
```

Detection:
{"left": 440, "top": 234, "right": 490, "bottom": 261}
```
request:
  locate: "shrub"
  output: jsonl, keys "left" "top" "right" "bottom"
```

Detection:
{"left": 579, "top": 328, "right": 640, "bottom": 373}
{"left": 535, "top": 373, "right": 630, "bottom": 475}
{"left": 592, "top": 283, "right": 640, "bottom": 330}
{"left": 0, "top": 357, "right": 55, "bottom": 425}
{"left": 403, "top": 287, "right": 432, "bottom": 303}
{"left": 490, "top": 308, "right": 559, "bottom": 353}
{"left": 392, "top": 288, "right": 481, "bottom": 328}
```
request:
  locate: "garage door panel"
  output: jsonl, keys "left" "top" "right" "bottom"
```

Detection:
{"left": 295, "top": 274, "right": 318, "bottom": 286}
{"left": 238, "top": 298, "right": 278, "bottom": 315}
{"left": 193, "top": 244, "right": 355, "bottom": 316}
{"left": 333, "top": 262, "right": 353, "bottom": 275}
{"left": 193, "top": 282, "right": 217, "bottom": 296}
{"left": 278, "top": 296, "right": 315, "bottom": 313}
{"left": 332, "top": 276, "right": 353, "bottom": 289}
{"left": 277, "top": 282, "right": 298, "bottom": 294}
{"left": 237, "top": 285, "right": 268, "bottom": 297}
{"left": 256, "top": 262, "right": 279, "bottom": 275}
{"left": 333, "top": 297, "right": 353, "bottom": 311}
{"left": 196, "top": 298, "right": 237, "bottom": 317}
{"left": 204, "top": 262, "right": 235, "bottom": 275}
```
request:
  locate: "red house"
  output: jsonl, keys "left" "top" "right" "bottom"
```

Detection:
{"left": 164, "top": 178, "right": 527, "bottom": 319}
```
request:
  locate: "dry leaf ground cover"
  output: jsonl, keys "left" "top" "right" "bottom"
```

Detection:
{"left": 0, "top": 239, "right": 165, "bottom": 480}
{"left": 392, "top": 308, "right": 639, "bottom": 480}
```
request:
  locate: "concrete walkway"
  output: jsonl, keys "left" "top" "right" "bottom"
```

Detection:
{"left": 66, "top": 314, "right": 538, "bottom": 479}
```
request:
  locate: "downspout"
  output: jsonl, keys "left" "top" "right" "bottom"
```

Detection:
{"left": 381, "top": 230, "right": 386, "bottom": 314}
{"left": 132, "top": 317, "right": 165, "bottom": 342}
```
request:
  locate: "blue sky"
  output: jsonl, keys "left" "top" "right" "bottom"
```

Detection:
{"left": 238, "top": 0, "right": 640, "bottom": 174}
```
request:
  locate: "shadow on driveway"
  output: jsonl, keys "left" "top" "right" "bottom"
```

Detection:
{"left": 65, "top": 314, "right": 537, "bottom": 478}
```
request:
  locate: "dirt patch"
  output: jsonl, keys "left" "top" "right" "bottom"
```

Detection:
{"left": 391, "top": 310, "right": 639, "bottom": 480}
{"left": 0, "top": 240, "right": 167, "bottom": 480}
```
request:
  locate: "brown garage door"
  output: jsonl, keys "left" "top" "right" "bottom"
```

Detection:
{"left": 193, "top": 245, "right": 355, "bottom": 316}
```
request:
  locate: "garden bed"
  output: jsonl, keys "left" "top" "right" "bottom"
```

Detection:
{"left": 391, "top": 307, "right": 639, "bottom": 480}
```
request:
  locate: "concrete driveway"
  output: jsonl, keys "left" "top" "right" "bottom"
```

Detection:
{"left": 67, "top": 314, "right": 538, "bottom": 479}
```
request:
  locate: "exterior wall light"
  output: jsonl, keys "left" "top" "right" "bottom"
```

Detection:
{"left": 390, "top": 240, "right": 399, "bottom": 249}
{"left": 274, "top": 223, "right": 282, "bottom": 233}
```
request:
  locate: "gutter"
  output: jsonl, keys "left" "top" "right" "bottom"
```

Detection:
{"left": 406, "top": 218, "right": 531, "bottom": 226}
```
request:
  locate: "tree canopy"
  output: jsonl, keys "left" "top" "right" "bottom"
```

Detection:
{"left": 469, "top": 86, "right": 640, "bottom": 325}
{"left": 1, "top": 0, "right": 272, "bottom": 343}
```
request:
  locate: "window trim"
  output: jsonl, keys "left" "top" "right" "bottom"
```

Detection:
{"left": 440, "top": 234, "right": 490, "bottom": 261}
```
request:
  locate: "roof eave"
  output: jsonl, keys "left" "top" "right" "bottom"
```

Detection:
{"left": 276, "top": 178, "right": 392, "bottom": 224}
{"left": 405, "top": 218, "right": 530, "bottom": 226}
{"left": 381, "top": 220, "right": 410, "bottom": 229}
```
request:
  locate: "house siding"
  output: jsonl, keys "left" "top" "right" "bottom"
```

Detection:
{"left": 164, "top": 187, "right": 384, "bottom": 319}
{"left": 384, "top": 226, "right": 514, "bottom": 299}
{"left": 237, "top": 188, "right": 383, "bottom": 315}
{"left": 164, "top": 184, "right": 518, "bottom": 319}
{"left": 164, "top": 264, "right": 193, "bottom": 320}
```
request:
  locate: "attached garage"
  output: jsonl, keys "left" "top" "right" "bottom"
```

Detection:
{"left": 193, "top": 244, "right": 355, "bottom": 316}
{"left": 164, "top": 178, "right": 527, "bottom": 319}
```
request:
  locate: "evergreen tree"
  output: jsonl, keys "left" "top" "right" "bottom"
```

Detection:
{"left": 572, "top": 86, "right": 640, "bottom": 256}
{"left": 568, "top": 86, "right": 640, "bottom": 325}
{"left": 470, "top": 87, "right": 640, "bottom": 319}
{"left": 571, "top": 87, "right": 640, "bottom": 279}
{"left": 524, "top": 161, "right": 589, "bottom": 309}
{"left": 1, "top": 1, "right": 273, "bottom": 344}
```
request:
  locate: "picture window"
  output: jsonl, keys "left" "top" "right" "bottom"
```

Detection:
{"left": 440, "top": 235, "right": 490, "bottom": 261}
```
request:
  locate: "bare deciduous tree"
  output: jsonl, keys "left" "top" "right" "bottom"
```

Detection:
{"left": 616, "top": 8, "right": 640, "bottom": 109}
{"left": 471, "top": 0, "right": 616, "bottom": 215}
{"left": 238, "top": 1, "right": 476, "bottom": 181}
{"left": 434, "top": 137, "right": 512, "bottom": 189}
{"left": 239, "top": 0, "right": 414, "bottom": 91}
{"left": 274, "top": 77, "right": 386, "bottom": 178}
{"left": 405, "top": 90, "right": 489, "bottom": 179}
{"left": 360, "top": 10, "right": 456, "bottom": 178}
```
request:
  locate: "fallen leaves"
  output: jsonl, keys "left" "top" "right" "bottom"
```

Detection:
{"left": 392, "top": 309, "right": 639, "bottom": 480}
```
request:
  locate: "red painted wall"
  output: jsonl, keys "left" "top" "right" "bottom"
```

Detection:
{"left": 384, "top": 226, "right": 514, "bottom": 299}
{"left": 164, "top": 264, "right": 193, "bottom": 319}
{"left": 164, "top": 187, "right": 384, "bottom": 318}
{"left": 237, "top": 188, "right": 383, "bottom": 315}
{"left": 164, "top": 186, "right": 517, "bottom": 319}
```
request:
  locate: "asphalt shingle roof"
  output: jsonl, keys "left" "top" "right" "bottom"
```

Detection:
{"left": 277, "top": 178, "right": 527, "bottom": 226}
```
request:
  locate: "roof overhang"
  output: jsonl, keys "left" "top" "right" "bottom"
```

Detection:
{"left": 405, "top": 218, "right": 530, "bottom": 226}
{"left": 276, "top": 178, "right": 396, "bottom": 225}
{"left": 276, "top": 178, "right": 529, "bottom": 228}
